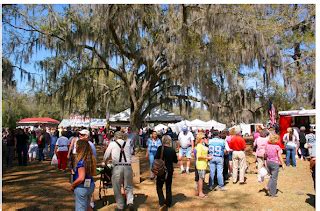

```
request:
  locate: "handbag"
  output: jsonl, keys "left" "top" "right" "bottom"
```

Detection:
{"left": 152, "top": 146, "right": 167, "bottom": 177}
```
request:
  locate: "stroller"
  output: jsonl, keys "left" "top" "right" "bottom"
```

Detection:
{"left": 97, "top": 163, "right": 113, "bottom": 206}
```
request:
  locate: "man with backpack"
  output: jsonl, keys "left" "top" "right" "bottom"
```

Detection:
{"left": 104, "top": 131, "right": 134, "bottom": 211}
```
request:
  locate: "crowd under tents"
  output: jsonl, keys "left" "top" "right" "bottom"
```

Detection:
{"left": 58, "top": 108, "right": 227, "bottom": 133}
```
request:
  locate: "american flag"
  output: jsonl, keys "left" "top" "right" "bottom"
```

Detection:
{"left": 269, "top": 101, "right": 276, "bottom": 126}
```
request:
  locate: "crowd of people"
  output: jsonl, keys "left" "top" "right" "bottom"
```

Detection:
{"left": 2, "top": 123, "right": 316, "bottom": 210}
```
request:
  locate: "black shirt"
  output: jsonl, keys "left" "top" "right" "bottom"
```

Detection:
{"left": 299, "top": 132, "right": 306, "bottom": 145}
{"left": 155, "top": 146, "right": 178, "bottom": 173}
{"left": 16, "top": 133, "right": 29, "bottom": 146}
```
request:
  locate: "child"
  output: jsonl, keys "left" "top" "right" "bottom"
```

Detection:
{"left": 195, "top": 132, "right": 212, "bottom": 198}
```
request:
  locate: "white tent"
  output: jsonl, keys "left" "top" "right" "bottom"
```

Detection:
{"left": 172, "top": 120, "right": 191, "bottom": 133}
{"left": 189, "top": 119, "right": 210, "bottom": 129}
{"left": 207, "top": 120, "right": 226, "bottom": 131}
{"left": 109, "top": 108, "right": 183, "bottom": 123}
{"left": 154, "top": 124, "right": 168, "bottom": 132}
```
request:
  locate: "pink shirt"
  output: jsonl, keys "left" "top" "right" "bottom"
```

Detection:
{"left": 254, "top": 137, "right": 269, "bottom": 157}
{"left": 226, "top": 135, "right": 233, "bottom": 144}
{"left": 266, "top": 144, "right": 282, "bottom": 164}
{"left": 253, "top": 132, "right": 260, "bottom": 141}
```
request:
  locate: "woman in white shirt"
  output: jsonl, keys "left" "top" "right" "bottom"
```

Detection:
{"left": 283, "top": 127, "right": 299, "bottom": 167}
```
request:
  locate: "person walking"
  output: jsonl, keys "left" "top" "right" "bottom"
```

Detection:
{"left": 265, "top": 134, "right": 285, "bottom": 197}
{"left": 55, "top": 131, "right": 70, "bottom": 171}
{"left": 226, "top": 128, "right": 235, "bottom": 177}
{"left": 229, "top": 126, "right": 247, "bottom": 184}
{"left": 70, "top": 139, "right": 96, "bottom": 211}
{"left": 298, "top": 126, "right": 307, "bottom": 160}
{"left": 28, "top": 130, "right": 38, "bottom": 162}
{"left": 104, "top": 131, "right": 134, "bottom": 211}
{"left": 178, "top": 125, "right": 195, "bottom": 174}
{"left": 253, "top": 129, "right": 269, "bottom": 182}
{"left": 16, "top": 128, "right": 29, "bottom": 166}
{"left": 208, "top": 131, "right": 228, "bottom": 191}
{"left": 6, "top": 128, "right": 16, "bottom": 167}
{"left": 37, "top": 130, "right": 46, "bottom": 162}
{"left": 283, "top": 127, "right": 299, "bottom": 167}
{"left": 146, "top": 130, "right": 162, "bottom": 179}
{"left": 154, "top": 135, "right": 178, "bottom": 210}
{"left": 50, "top": 129, "right": 58, "bottom": 158}
{"left": 306, "top": 128, "right": 316, "bottom": 156}
{"left": 195, "top": 132, "right": 212, "bottom": 198}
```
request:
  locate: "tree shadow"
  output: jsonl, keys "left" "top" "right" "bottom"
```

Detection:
{"left": 133, "top": 193, "right": 148, "bottom": 209}
{"left": 17, "top": 206, "right": 42, "bottom": 211}
{"left": 305, "top": 193, "right": 315, "bottom": 208}
{"left": 171, "top": 193, "right": 187, "bottom": 207}
{"left": 95, "top": 193, "right": 147, "bottom": 211}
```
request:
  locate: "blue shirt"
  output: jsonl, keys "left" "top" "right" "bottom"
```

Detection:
{"left": 208, "top": 137, "right": 225, "bottom": 157}
{"left": 73, "top": 159, "right": 94, "bottom": 187}
{"left": 147, "top": 138, "right": 162, "bottom": 155}
{"left": 50, "top": 135, "right": 58, "bottom": 145}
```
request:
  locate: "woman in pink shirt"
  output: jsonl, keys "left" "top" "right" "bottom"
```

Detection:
{"left": 253, "top": 129, "right": 269, "bottom": 182}
{"left": 265, "top": 134, "right": 285, "bottom": 197}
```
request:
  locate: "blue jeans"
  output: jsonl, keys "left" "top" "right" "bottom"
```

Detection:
{"left": 286, "top": 145, "right": 296, "bottom": 167}
{"left": 267, "top": 161, "right": 279, "bottom": 196}
{"left": 149, "top": 153, "right": 155, "bottom": 169}
{"left": 74, "top": 184, "right": 95, "bottom": 211}
{"left": 38, "top": 148, "right": 45, "bottom": 161}
{"left": 209, "top": 156, "right": 224, "bottom": 188}
{"left": 50, "top": 144, "right": 55, "bottom": 158}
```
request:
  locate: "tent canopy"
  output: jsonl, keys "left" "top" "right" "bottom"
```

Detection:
{"left": 17, "top": 117, "right": 60, "bottom": 125}
{"left": 278, "top": 109, "right": 316, "bottom": 117}
{"left": 109, "top": 108, "right": 183, "bottom": 123}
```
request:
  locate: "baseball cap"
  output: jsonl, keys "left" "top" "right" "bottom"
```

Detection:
{"left": 182, "top": 125, "right": 188, "bottom": 132}
{"left": 79, "top": 129, "right": 90, "bottom": 136}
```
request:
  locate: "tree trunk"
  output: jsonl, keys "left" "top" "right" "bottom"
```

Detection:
{"left": 130, "top": 105, "right": 143, "bottom": 132}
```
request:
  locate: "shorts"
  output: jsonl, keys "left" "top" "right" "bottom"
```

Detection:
{"left": 197, "top": 170, "right": 206, "bottom": 179}
{"left": 179, "top": 147, "right": 192, "bottom": 158}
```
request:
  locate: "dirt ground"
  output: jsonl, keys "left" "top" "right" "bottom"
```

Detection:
{"left": 3, "top": 143, "right": 316, "bottom": 210}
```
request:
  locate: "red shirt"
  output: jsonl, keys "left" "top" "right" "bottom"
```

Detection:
{"left": 229, "top": 135, "right": 246, "bottom": 151}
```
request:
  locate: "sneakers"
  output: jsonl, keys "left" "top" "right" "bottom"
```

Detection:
{"left": 180, "top": 169, "right": 185, "bottom": 174}
{"left": 186, "top": 170, "right": 190, "bottom": 174}
{"left": 219, "top": 186, "right": 227, "bottom": 191}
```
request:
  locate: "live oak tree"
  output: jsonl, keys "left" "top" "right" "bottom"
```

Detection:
{"left": 3, "top": 5, "right": 315, "bottom": 128}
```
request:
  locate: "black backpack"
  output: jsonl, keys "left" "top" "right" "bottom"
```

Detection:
{"left": 152, "top": 146, "right": 167, "bottom": 177}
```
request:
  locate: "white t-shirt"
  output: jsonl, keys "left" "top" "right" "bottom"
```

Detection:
{"left": 103, "top": 139, "right": 133, "bottom": 165}
{"left": 178, "top": 131, "right": 195, "bottom": 149}
{"left": 283, "top": 133, "right": 299, "bottom": 148}
{"left": 72, "top": 137, "right": 79, "bottom": 154}
{"left": 56, "top": 136, "right": 70, "bottom": 152}
{"left": 306, "top": 133, "right": 316, "bottom": 145}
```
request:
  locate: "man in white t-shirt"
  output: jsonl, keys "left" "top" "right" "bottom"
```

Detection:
{"left": 178, "top": 125, "right": 195, "bottom": 174}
